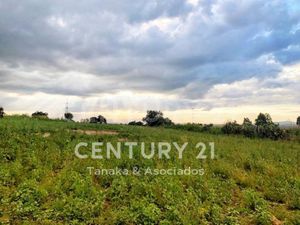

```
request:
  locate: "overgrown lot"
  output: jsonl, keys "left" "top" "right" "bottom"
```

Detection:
{"left": 0, "top": 116, "right": 299, "bottom": 224}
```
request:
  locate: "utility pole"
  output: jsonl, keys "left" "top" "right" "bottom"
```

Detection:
{"left": 65, "top": 101, "right": 69, "bottom": 114}
{"left": 192, "top": 107, "right": 194, "bottom": 124}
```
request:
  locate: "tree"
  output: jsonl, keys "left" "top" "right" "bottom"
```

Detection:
{"left": 90, "top": 117, "right": 98, "bottom": 123}
{"left": 89, "top": 115, "right": 107, "bottom": 124}
{"left": 242, "top": 118, "right": 256, "bottom": 138}
{"left": 64, "top": 112, "right": 74, "bottom": 120}
{"left": 255, "top": 113, "right": 273, "bottom": 126}
{"left": 254, "top": 113, "right": 285, "bottom": 140}
{"left": 97, "top": 115, "right": 107, "bottom": 124}
{"left": 297, "top": 116, "right": 300, "bottom": 126}
{"left": 0, "top": 107, "right": 4, "bottom": 118}
{"left": 32, "top": 111, "right": 48, "bottom": 118}
{"left": 142, "top": 110, "right": 173, "bottom": 126}
{"left": 243, "top": 118, "right": 252, "bottom": 126}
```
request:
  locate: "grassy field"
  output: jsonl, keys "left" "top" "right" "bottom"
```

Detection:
{"left": 0, "top": 116, "right": 299, "bottom": 224}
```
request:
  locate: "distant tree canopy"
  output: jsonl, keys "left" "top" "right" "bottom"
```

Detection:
{"left": 32, "top": 111, "right": 48, "bottom": 118}
{"left": 222, "top": 113, "right": 285, "bottom": 140}
{"left": 297, "top": 116, "right": 300, "bottom": 126}
{"left": 64, "top": 112, "right": 74, "bottom": 120}
{"left": 0, "top": 107, "right": 4, "bottom": 118}
{"left": 221, "top": 121, "right": 242, "bottom": 135}
{"left": 241, "top": 117, "right": 256, "bottom": 138}
{"left": 255, "top": 113, "right": 273, "bottom": 126}
{"left": 90, "top": 115, "right": 107, "bottom": 124}
{"left": 143, "top": 110, "right": 174, "bottom": 126}
{"left": 128, "top": 121, "right": 143, "bottom": 126}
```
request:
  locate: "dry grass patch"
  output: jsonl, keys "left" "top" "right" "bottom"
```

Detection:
{"left": 42, "top": 133, "right": 51, "bottom": 138}
{"left": 72, "top": 129, "right": 119, "bottom": 136}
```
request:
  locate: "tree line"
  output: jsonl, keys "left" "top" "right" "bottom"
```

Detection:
{"left": 0, "top": 107, "right": 299, "bottom": 140}
{"left": 221, "top": 113, "right": 286, "bottom": 140}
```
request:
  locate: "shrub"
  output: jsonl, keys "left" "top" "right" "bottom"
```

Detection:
{"left": 220, "top": 114, "right": 287, "bottom": 140}
{"left": 256, "top": 123, "right": 285, "bottom": 140}
{"left": 166, "top": 123, "right": 221, "bottom": 134}
{"left": 243, "top": 189, "right": 267, "bottom": 212}
{"left": 168, "top": 123, "right": 204, "bottom": 132}
{"left": 10, "top": 181, "right": 47, "bottom": 219}
{"left": 203, "top": 123, "right": 213, "bottom": 131}
{"left": 90, "top": 115, "right": 107, "bottom": 124}
{"left": 0, "top": 107, "right": 4, "bottom": 118}
{"left": 128, "top": 121, "right": 144, "bottom": 126}
{"left": 143, "top": 110, "right": 174, "bottom": 126}
{"left": 64, "top": 112, "right": 73, "bottom": 120}
{"left": 254, "top": 113, "right": 287, "bottom": 139}
{"left": 130, "top": 199, "right": 161, "bottom": 224}
{"left": 242, "top": 118, "right": 256, "bottom": 138}
{"left": 32, "top": 111, "right": 48, "bottom": 119}
{"left": 222, "top": 121, "right": 242, "bottom": 135}
{"left": 255, "top": 113, "right": 273, "bottom": 126}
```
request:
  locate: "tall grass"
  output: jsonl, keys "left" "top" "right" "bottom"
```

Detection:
{"left": 0, "top": 116, "right": 299, "bottom": 224}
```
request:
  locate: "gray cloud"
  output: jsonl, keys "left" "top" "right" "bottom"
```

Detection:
{"left": 0, "top": 0, "right": 300, "bottom": 112}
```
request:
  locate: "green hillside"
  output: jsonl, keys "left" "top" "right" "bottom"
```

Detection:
{"left": 0, "top": 116, "right": 299, "bottom": 224}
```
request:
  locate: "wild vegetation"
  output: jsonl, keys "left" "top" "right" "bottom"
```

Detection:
{"left": 128, "top": 121, "right": 144, "bottom": 126}
{"left": 32, "top": 111, "right": 48, "bottom": 119}
{"left": 0, "top": 107, "right": 4, "bottom": 118}
{"left": 0, "top": 115, "right": 299, "bottom": 224}
{"left": 64, "top": 112, "right": 74, "bottom": 121}
{"left": 137, "top": 111, "right": 296, "bottom": 141}
{"left": 90, "top": 115, "right": 107, "bottom": 124}
{"left": 142, "top": 110, "right": 174, "bottom": 126}
{"left": 221, "top": 113, "right": 286, "bottom": 140}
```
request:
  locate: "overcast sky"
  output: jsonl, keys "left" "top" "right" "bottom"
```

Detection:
{"left": 0, "top": 0, "right": 299, "bottom": 123}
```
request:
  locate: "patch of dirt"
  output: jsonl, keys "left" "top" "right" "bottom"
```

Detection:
{"left": 72, "top": 129, "right": 119, "bottom": 136}
{"left": 36, "top": 132, "right": 51, "bottom": 138}
{"left": 271, "top": 215, "right": 283, "bottom": 225}
{"left": 118, "top": 138, "right": 128, "bottom": 141}
{"left": 42, "top": 132, "right": 51, "bottom": 138}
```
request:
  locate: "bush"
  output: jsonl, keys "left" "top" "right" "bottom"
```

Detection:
{"left": 242, "top": 118, "right": 256, "bottom": 138}
{"left": 11, "top": 181, "right": 47, "bottom": 219}
{"left": 0, "top": 107, "right": 4, "bottom": 118}
{"left": 166, "top": 123, "right": 220, "bottom": 134}
{"left": 64, "top": 112, "right": 74, "bottom": 120}
{"left": 128, "top": 121, "right": 144, "bottom": 126}
{"left": 90, "top": 115, "right": 107, "bottom": 124}
{"left": 256, "top": 123, "right": 285, "bottom": 140}
{"left": 203, "top": 123, "right": 213, "bottom": 131}
{"left": 221, "top": 114, "right": 287, "bottom": 140}
{"left": 32, "top": 111, "right": 48, "bottom": 119}
{"left": 222, "top": 121, "right": 242, "bottom": 135}
{"left": 143, "top": 110, "right": 174, "bottom": 126}
{"left": 255, "top": 113, "right": 273, "bottom": 126}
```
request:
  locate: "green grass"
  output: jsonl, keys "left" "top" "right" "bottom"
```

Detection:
{"left": 0, "top": 116, "right": 299, "bottom": 224}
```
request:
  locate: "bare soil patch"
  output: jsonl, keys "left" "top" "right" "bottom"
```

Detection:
{"left": 42, "top": 132, "right": 51, "bottom": 138}
{"left": 118, "top": 138, "right": 128, "bottom": 141}
{"left": 72, "top": 129, "right": 119, "bottom": 136}
{"left": 271, "top": 216, "right": 283, "bottom": 225}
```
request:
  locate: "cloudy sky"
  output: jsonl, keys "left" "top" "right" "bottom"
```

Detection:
{"left": 0, "top": 0, "right": 299, "bottom": 123}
